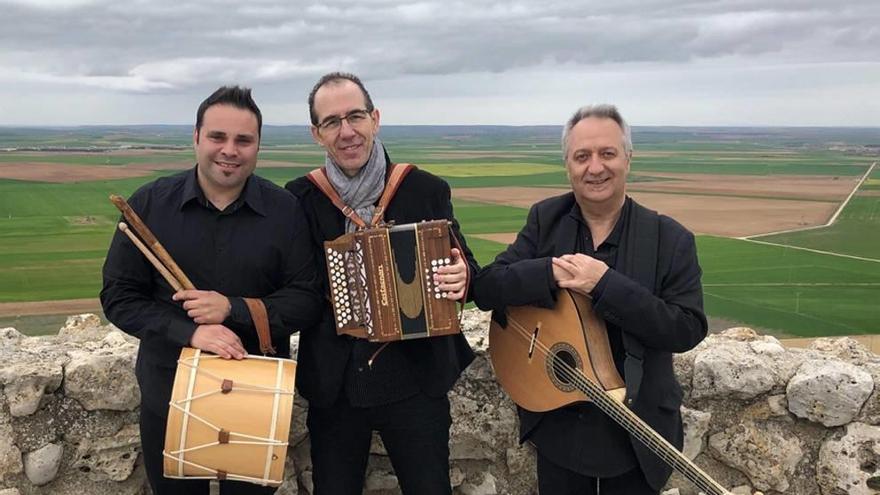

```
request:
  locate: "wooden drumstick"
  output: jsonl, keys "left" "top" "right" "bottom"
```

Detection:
{"left": 118, "top": 222, "right": 184, "bottom": 292}
{"left": 110, "top": 194, "right": 195, "bottom": 290}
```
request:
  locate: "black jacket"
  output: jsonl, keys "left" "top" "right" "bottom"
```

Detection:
{"left": 285, "top": 160, "right": 478, "bottom": 408}
{"left": 473, "top": 192, "right": 707, "bottom": 490}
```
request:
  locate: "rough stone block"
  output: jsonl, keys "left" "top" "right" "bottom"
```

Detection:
{"left": 22, "top": 442, "right": 63, "bottom": 486}
{"left": 64, "top": 348, "right": 139, "bottom": 411}
{"left": 787, "top": 359, "right": 874, "bottom": 427}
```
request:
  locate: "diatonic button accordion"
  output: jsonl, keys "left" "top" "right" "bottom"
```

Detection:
{"left": 324, "top": 220, "right": 462, "bottom": 342}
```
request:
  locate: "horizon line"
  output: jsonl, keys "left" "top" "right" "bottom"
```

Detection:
{"left": 1, "top": 123, "right": 879, "bottom": 130}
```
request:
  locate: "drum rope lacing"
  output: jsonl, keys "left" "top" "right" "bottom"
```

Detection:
{"left": 163, "top": 353, "right": 292, "bottom": 486}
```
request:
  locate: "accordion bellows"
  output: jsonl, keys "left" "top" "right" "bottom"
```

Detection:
{"left": 324, "top": 220, "right": 461, "bottom": 342}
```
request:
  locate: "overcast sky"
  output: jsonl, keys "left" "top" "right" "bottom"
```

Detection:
{"left": 1, "top": 0, "right": 878, "bottom": 127}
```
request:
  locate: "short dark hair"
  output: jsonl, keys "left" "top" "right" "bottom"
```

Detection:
{"left": 307, "top": 72, "right": 374, "bottom": 125}
{"left": 195, "top": 85, "right": 262, "bottom": 137}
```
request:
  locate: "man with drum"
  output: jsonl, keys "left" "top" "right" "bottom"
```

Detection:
{"left": 101, "top": 86, "right": 322, "bottom": 494}
{"left": 472, "top": 105, "right": 707, "bottom": 494}
{"left": 284, "top": 72, "right": 479, "bottom": 494}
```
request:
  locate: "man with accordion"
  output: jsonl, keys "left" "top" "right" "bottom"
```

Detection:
{"left": 285, "top": 72, "right": 479, "bottom": 495}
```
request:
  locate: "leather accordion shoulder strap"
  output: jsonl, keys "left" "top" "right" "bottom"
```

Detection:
{"left": 306, "top": 168, "right": 368, "bottom": 229}
{"left": 243, "top": 297, "right": 277, "bottom": 355}
{"left": 370, "top": 163, "right": 414, "bottom": 226}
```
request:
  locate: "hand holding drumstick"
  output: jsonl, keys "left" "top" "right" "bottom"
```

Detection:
{"left": 112, "top": 195, "right": 246, "bottom": 359}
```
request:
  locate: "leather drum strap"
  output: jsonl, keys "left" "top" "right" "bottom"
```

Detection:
{"left": 243, "top": 297, "right": 276, "bottom": 355}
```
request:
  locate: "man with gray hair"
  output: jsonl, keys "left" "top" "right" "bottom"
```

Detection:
{"left": 473, "top": 104, "right": 707, "bottom": 494}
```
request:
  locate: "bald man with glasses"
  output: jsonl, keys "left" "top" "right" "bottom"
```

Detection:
{"left": 284, "top": 72, "right": 480, "bottom": 495}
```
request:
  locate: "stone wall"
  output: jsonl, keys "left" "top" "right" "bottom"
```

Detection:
{"left": 1, "top": 312, "right": 879, "bottom": 495}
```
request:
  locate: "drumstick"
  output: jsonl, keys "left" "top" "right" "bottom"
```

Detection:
{"left": 118, "top": 222, "right": 184, "bottom": 292}
{"left": 110, "top": 194, "right": 196, "bottom": 290}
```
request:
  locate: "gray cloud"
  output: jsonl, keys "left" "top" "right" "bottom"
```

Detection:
{"left": 0, "top": 0, "right": 877, "bottom": 125}
{"left": 1, "top": 0, "right": 877, "bottom": 92}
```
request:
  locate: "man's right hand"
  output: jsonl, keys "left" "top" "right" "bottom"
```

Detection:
{"left": 551, "top": 261, "right": 575, "bottom": 286}
{"left": 189, "top": 324, "right": 247, "bottom": 360}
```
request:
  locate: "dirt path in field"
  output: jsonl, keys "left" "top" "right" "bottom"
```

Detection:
{"left": 0, "top": 163, "right": 152, "bottom": 182}
{"left": 0, "top": 298, "right": 101, "bottom": 317}
{"left": 472, "top": 233, "right": 518, "bottom": 245}
{"left": 0, "top": 159, "right": 316, "bottom": 183}
{"left": 628, "top": 172, "right": 857, "bottom": 201}
{"left": 459, "top": 190, "right": 837, "bottom": 238}
{"left": 452, "top": 173, "right": 844, "bottom": 237}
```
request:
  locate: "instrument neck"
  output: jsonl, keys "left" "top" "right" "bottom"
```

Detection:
{"left": 569, "top": 373, "right": 728, "bottom": 495}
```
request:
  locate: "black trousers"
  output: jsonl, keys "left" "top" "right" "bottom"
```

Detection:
{"left": 140, "top": 405, "right": 278, "bottom": 495}
{"left": 307, "top": 392, "right": 452, "bottom": 495}
{"left": 537, "top": 449, "right": 656, "bottom": 495}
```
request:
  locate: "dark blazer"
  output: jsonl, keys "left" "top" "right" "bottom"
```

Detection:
{"left": 285, "top": 160, "right": 478, "bottom": 408}
{"left": 472, "top": 192, "right": 707, "bottom": 490}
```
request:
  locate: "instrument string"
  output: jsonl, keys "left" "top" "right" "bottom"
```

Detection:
{"left": 506, "top": 316, "right": 724, "bottom": 495}
{"left": 503, "top": 317, "right": 728, "bottom": 495}
{"left": 505, "top": 318, "right": 722, "bottom": 494}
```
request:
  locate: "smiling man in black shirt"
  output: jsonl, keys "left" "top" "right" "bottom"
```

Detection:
{"left": 473, "top": 104, "right": 707, "bottom": 495}
{"left": 101, "top": 86, "right": 321, "bottom": 495}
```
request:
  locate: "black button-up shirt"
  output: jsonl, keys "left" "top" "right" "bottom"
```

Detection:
{"left": 101, "top": 167, "right": 322, "bottom": 369}
{"left": 531, "top": 197, "right": 638, "bottom": 477}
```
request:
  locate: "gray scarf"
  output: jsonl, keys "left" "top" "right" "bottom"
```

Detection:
{"left": 325, "top": 138, "right": 387, "bottom": 233}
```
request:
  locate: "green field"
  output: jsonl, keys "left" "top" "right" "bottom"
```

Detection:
{"left": 699, "top": 235, "right": 879, "bottom": 336}
{"left": 754, "top": 167, "right": 880, "bottom": 259}
{"left": 633, "top": 151, "right": 868, "bottom": 176}
{"left": 1, "top": 125, "right": 878, "bottom": 338}
{"left": 0, "top": 175, "right": 159, "bottom": 301}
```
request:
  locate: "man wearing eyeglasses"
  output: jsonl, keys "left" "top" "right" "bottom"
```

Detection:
{"left": 284, "top": 72, "right": 479, "bottom": 495}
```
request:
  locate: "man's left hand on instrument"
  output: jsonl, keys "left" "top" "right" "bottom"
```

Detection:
{"left": 552, "top": 253, "right": 608, "bottom": 296}
{"left": 434, "top": 247, "right": 468, "bottom": 301}
{"left": 173, "top": 289, "right": 232, "bottom": 324}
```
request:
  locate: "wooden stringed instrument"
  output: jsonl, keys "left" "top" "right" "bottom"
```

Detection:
{"left": 489, "top": 289, "right": 754, "bottom": 495}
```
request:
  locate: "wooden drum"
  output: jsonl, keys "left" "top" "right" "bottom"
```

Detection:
{"left": 163, "top": 347, "right": 296, "bottom": 486}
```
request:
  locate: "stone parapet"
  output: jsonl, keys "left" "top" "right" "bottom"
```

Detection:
{"left": 1, "top": 315, "right": 879, "bottom": 494}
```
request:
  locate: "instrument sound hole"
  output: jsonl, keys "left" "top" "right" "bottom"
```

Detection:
{"left": 545, "top": 342, "right": 583, "bottom": 393}
{"left": 552, "top": 350, "right": 578, "bottom": 385}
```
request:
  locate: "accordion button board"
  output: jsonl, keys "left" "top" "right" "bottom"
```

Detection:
{"left": 324, "top": 220, "right": 462, "bottom": 342}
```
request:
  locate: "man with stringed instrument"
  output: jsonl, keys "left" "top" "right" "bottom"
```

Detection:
{"left": 101, "top": 86, "right": 323, "bottom": 494}
{"left": 284, "top": 72, "right": 480, "bottom": 495}
{"left": 473, "top": 105, "right": 708, "bottom": 494}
